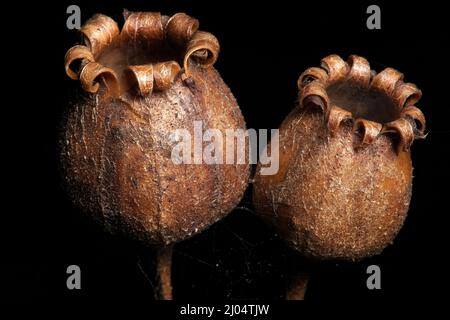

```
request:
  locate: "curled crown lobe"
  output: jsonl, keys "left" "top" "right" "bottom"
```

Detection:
{"left": 64, "top": 12, "right": 220, "bottom": 97}
{"left": 297, "top": 54, "right": 426, "bottom": 151}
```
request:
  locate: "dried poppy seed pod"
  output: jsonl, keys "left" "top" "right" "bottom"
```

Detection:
{"left": 61, "top": 12, "right": 249, "bottom": 298}
{"left": 253, "top": 54, "right": 426, "bottom": 261}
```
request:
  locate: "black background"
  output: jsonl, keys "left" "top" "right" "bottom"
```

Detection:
{"left": 3, "top": 0, "right": 449, "bottom": 304}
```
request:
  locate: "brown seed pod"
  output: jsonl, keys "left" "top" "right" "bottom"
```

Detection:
{"left": 61, "top": 11, "right": 249, "bottom": 298}
{"left": 253, "top": 54, "right": 426, "bottom": 262}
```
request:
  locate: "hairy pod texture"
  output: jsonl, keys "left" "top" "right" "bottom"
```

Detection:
{"left": 61, "top": 12, "right": 249, "bottom": 245}
{"left": 253, "top": 55, "right": 426, "bottom": 260}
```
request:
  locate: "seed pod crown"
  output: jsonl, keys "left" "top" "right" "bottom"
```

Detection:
{"left": 297, "top": 54, "right": 426, "bottom": 150}
{"left": 65, "top": 11, "right": 220, "bottom": 97}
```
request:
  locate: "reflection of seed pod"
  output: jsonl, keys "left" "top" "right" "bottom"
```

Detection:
{"left": 61, "top": 12, "right": 249, "bottom": 246}
{"left": 254, "top": 54, "right": 426, "bottom": 260}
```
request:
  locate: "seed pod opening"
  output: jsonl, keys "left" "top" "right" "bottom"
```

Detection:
{"left": 61, "top": 11, "right": 249, "bottom": 246}
{"left": 254, "top": 54, "right": 426, "bottom": 261}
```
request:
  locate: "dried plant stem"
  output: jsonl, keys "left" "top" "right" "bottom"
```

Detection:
{"left": 286, "top": 271, "right": 310, "bottom": 300}
{"left": 156, "top": 244, "right": 174, "bottom": 300}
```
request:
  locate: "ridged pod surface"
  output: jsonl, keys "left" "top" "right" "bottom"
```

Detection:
{"left": 253, "top": 55, "right": 425, "bottom": 260}
{"left": 62, "top": 12, "right": 249, "bottom": 245}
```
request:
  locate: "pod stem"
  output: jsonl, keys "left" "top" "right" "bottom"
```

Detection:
{"left": 286, "top": 271, "right": 310, "bottom": 300}
{"left": 156, "top": 244, "right": 174, "bottom": 300}
{"left": 286, "top": 255, "right": 311, "bottom": 300}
